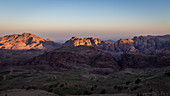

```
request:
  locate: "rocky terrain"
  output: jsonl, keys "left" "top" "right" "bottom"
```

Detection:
{"left": 0, "top": 33, "right": 61, "bottom": 61}
{"left": 0, "top": 33, "right": 61, "bottom": 50}
{"left": 63, "top": 36, "right": 116, "bottom": 52}
{"left": 0, "top": 33, "right": 170, "bottom": 96}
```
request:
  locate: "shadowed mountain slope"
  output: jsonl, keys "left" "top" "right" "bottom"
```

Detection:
{"left": 19, "top": 46, "right": 120, "bottom": 73}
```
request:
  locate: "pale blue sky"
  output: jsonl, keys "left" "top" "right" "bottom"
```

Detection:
{"left": 0, "top": 0, "right": 170, "bottom": 41}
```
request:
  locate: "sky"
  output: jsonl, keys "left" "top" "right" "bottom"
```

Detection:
{"left": 0, "top": 0, "right": 170, "bottom": 41}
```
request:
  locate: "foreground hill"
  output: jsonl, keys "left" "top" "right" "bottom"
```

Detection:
{"left": 20, "top": 46, "right": 120, "bottom": 74}
{"left": 0, "top": 33, "right": 61, "bottom": 50}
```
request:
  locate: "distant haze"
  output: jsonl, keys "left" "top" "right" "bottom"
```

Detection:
{"left": 0, "top": 0, "right": 170, "bottom": 41}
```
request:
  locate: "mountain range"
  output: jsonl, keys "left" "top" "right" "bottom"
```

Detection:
{"left": 0, "top": 33, "right": 170, "bottom": 95}
{"left": 0, "top": 33, "right": 170, "bottom": 71}
{"left": 63, "top": 35, "right": 170, "bottom": 53}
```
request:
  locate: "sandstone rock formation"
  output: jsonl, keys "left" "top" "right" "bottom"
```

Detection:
{"left": 63, "top": 37, "right": 116, "bottom": 52}
{"left": 0, "top": 33, "right": 61, "bottom": 50}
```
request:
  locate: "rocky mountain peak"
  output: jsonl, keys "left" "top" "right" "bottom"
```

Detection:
{"left": 115, "top": 39, "right": 134, "bottom": 45}
{"left": 71, "top": 36, "right": 78, "bottom": 40}
{"left": 13, "top": 33, "right": 19, "bottom": 37}
{"left": 46, "top": 38, "right": 53, "bottom": 42}
{"left": 0, "top": 33, "right": 60, "bottom": 50}
{"left": 63, "top": 37, "right": 115, "bottom": 52}
{"left": 22, "top": 32, "right": 33, "bottom": 36}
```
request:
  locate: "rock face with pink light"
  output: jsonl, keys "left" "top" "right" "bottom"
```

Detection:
{"left": 0, "top": 33, "right": 61, "bottom": 50}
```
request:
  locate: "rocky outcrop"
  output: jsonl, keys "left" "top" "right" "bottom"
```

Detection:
{"left": 114, "top": 39, "right": 134, "bottom": 52}
{"left": 23, "top": 46, "right": 120, "bottom": 71}
{"left": 63, "top": 37, "right": 116, "bottom": 52}
{"left": 0, "top": 33, "right": 61, "bottom": 50}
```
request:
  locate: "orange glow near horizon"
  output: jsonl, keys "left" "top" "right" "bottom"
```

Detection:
{"left": 0, "top": 0, "right": 170, "bottom": 41}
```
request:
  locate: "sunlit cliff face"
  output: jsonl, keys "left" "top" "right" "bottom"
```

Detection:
{"left": 0, "top": 33, "right": 60, "bottom": 50}
{"left": 69, "top": 37, "right": 104, "bottom": 47}
{"left": 63, "top": 36, "right": 113, "bottom": 47}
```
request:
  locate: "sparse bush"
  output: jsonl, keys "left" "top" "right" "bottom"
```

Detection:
{"left": 165, "top": 70, "right": 170, "bottom": 76}
{"left": 48, "top": 88, "right": 53, "bottom": 92}
{"left": 149, "top": 88, "right": 153, "bottom": 92}
{"left": 126, "top": 81, "right": 131, "bottom": 85}
{"left": 94, "top": 85, "right": 97, "bottom": 88}
{"left": 60, "top": 84, "right": 64, "bottom": 87}
{"left": 114, "top": 85, "right": 117, "bottom": 89}
{"left": 137, "top": 93, "right": 143, "bottom": 96}
{"left": 84, "top": 90, "right": 92, "bottom": 95}
{"left": 131, "top": 85, "right": 140, "bottom": 91}
{"left": 117, "top": 86, "right": 123, "bottom": 92}
{"left": 135, "top": 79, "right": 141, "bottom": 84}
{"left": 124, "top": 86, "right": 128, "bottom": 89}
{"left": 0, "top": 76, "right": 3, "bottom": 81}
{"left": 100, "top": 89, "right": 105, "bottom": 94}
{"left": 91, "top": 87, "right": 94, "bottom": 91}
